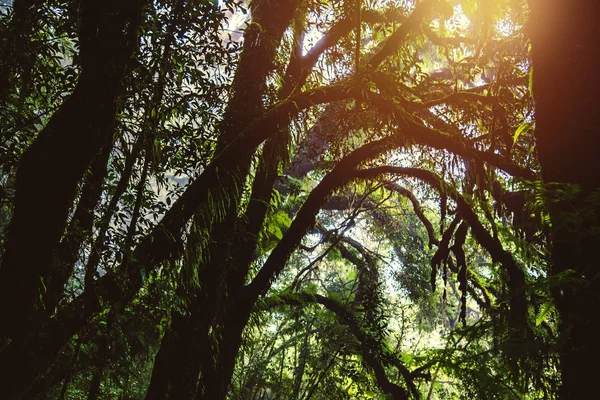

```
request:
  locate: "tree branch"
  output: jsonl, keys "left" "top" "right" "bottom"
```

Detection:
{"left": 268, "top": 291, "right": 414, "bottom": 399}
{"left": 367, "top": 0, "right": 435, "bottom": 70}
{"left": 384, "top": 182, "right": 439, "bottom": 247}
{"left": 281, "top": 8, "right": 406, "bottom": 97}
{"left": 351, "top": 166, "right": 529, "bottom": 331}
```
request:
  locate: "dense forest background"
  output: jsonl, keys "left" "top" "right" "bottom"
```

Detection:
{"left": 0, "top": 0, "right": 598, "bottom": 398}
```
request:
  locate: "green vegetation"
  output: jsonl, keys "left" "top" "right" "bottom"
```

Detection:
{"left": 0, "top": 0, "right": 598, "bottom": 398}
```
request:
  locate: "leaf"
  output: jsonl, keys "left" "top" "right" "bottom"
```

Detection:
{"left": 535, "top": 301, "right": 554, "bottom": 326}
{"left": 513, "top": 121, "right": 532, "bottom": 145}
{"left": 528, "top": 64, "right": 534, "bottom": 97}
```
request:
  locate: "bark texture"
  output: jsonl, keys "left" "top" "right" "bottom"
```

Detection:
{"left": 0, "top": 0, "right": 147, "bottom": 396}
{"left": 529, "top": 1, "right": 600, "bottom": 397}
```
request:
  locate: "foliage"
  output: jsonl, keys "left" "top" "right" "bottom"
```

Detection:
{"left": 0, "top": 0, "right": 563, "bottom": 399}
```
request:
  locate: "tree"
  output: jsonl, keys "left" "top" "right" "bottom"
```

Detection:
{"left": 529, "top": 0, "right": 600, "bottom": 398}
{"left": 0, "top": 0, "right": 572, "bottom": 398}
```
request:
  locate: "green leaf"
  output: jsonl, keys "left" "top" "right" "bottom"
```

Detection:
{"left": 513, "top": 121, "right": 532, "bottom": 145}
{"left": 535, "top": 301, "right": 554, "bottom": 326}
{"left": 529, "top": 64, "right": 534, "bottom": 97}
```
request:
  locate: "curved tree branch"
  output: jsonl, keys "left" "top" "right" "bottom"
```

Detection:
{"left": 384, "top": 182, "right": 439, "bottom": 247}
{"left": 352, "top": 166, "right": 529, "bottom": 331}
{"left": 265, "top": 291, "right": 415, "bottom": 399}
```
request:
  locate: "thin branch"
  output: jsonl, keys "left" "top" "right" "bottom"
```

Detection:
{"left": 384, "top": 182, "right": 439, "bottom": 247}
{"left": 281, "top": 8, "right": 406, "bottom": 97}
{"left": 367, "top": 0, "right": 435, "bottom": 70}
{"left": 351, "top": 166, "right": 529, "bottom": 331}
{"left": 422, "top": 26, "right": 475, "bottom": 47}
{"left": 271, "top": 291, "right": 413, "bottom": 399}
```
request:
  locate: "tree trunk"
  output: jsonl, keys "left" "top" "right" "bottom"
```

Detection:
{"left": 529, "top": 1, "right": 600, "bottom": 398}
{"left": 146, "top": 1, "right": 302, "bottom": 397}
{"left": 0, "top": 0, "right": 146, "bottom": 342}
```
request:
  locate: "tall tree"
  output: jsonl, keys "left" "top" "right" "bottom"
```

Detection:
{"left": 529, "top": 0, "right": 600, "bottom": 397}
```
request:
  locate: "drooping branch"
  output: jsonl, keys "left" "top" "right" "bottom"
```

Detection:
{"left": 266, "top": 291, "right": 415, "bottom": 399}
{"left": 380, "top": 97, "right": 535, "bottom": 180}
{"left": 451, "top": 221, "right": 470, "bottom": 325}
{"left": 384, "top": 182, "right": 438, "bottom": 247}
{"left": 243, "top": 135, "right": 408, "bottom": 304}
{"left": 430, "top": 215, "right": 461, "bottom": 292}
{"left": 351, "top": 166, "right": 529, "bottom": 331}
